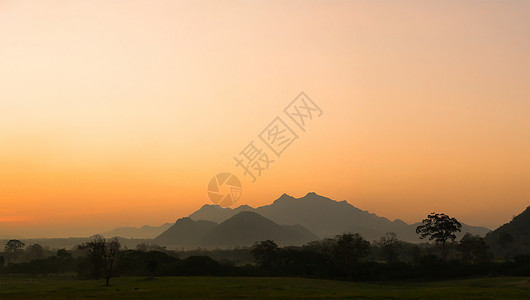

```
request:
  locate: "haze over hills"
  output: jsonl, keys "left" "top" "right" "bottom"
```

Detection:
{"left": 201, "top": 211, "right": 318, "bottom": 248}
{"left": 6, "top": 192, "right": 498, "bottom": 250}
{"left": 153, "top": 218, "right": 217, "bottom": 248}
{"left": 189, "top": 192, "right": 491, "bottom": 243}
{"left": 100, "top": 223, "right": 173, "bottom": 239}
{"left": 153, "top": 212, "right": 318, "bottom": 248}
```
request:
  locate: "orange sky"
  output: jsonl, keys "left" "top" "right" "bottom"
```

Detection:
{"left": 1, "top": 1, "right": 529, "bottom": 238}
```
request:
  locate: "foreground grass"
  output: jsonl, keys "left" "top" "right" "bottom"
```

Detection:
{"left": 0, "top": 275, "right": 529, "bottom": 299}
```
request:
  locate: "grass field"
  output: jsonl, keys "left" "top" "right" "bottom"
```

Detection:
{"left": 0, "top": 275, "right": 529, "bottom": 299}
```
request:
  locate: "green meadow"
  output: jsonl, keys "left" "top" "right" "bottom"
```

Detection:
{"left": 1, "top": 275, "right": 529, "bottom": 299}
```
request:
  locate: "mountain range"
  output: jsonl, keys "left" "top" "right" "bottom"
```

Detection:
{"left": 154, "top": 212, "right": 318, "bottom": 248}
{"left": 6, "top": 194, "right": 526, "bottom": 252}
{"left": 187, "top": 192, "right": 491, "bottom": 243}
{"left": 97, "top": 192, "right": 494, "bottom": 248}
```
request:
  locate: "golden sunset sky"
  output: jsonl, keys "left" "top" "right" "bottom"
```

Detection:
{"left": 1, "top": 1, "right": 529, "bottom": 238}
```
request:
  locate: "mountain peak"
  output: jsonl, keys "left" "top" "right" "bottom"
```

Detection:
{"left": 272, "top": 193, "right": 295, "bottom": 204}
{"left": 301, "top": 192, "right": 329, "bottom": 200}
{"left": 200, "top": 204, "right": 224, "bottom": 209}
{"left": 175, "top": 217, "right": 193, "bottom": 224}
{"left": 235, "top": 204, "right": 254, "bottom": 210}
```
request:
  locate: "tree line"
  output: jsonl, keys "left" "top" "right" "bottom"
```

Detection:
{"left": 1, "top": 213, "right": 528, "bottom": 286}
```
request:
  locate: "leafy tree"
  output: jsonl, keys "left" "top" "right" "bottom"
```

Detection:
{"left": 4, "top": 240, "right": 25, "bottom": 263}
{"left": 457, "top": 233, "right": 489, "bottom": 264}
{"left": 377, "top": 232, "right": 401, "bottom": 263}
{"left": 56, "top": 248, "right": 72, "bottom": 260}
{"left": 416, "top": 213, "right": 462, "bottom": 261}
{"left": 136, "top": 243, "right": 149, "bottom": 252}
{"left": 251, "top": 240, "right": 279, "bottom": 270}
{"left": 26, "top": 244, "right": 45, "bottom": 261}
{"left": 333, "top": 233, "right": 370, "bottom": 277}
{"left": 54, "top": 248, "right": 74, "bottom": 273}
{"left": 304, "top": 238, "right": 335, "bottom": 255}
{"left": 81, "top": 235, "right": 121, "bottom": 286}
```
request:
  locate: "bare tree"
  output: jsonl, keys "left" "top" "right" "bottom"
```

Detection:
{"left": 82, "top": 235, "right": 121, "bottom": 286}
{"left": 377, "top": 232, "right": 401, "bottom": 263}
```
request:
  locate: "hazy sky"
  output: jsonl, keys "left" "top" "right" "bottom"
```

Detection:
{"left": 1, "top": 1, "right": 529, "bottom": 238}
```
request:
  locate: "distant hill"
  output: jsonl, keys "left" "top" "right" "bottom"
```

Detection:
{"left": 189, "top": 205, "right": 255, "bottom": 223}
{"left": 153, "top": 218, "right": 217, "bottom": 248}
{"left": 485, "top": 206, "right": 530, "bottom": 256}
{"left": 189, "top": 192, "right": 491, "bottom": 243}
{"left": 100, "top": 223, "right": 173, "bottom": 239}
{"left": 200, "top": 212, "right": 318, "bottom": 248}
{"left": 258, "top": 193, "right": 413, "bottom": 240}
{"left": 152, "top": 212, "right": 318, "bottom": 249}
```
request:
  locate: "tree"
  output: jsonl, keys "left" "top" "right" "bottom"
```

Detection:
{"left": 457, "top": 233, "right": 489, "bottom": 264}
{"left": 136, "top": 243, "right": 166, "bottom": 252}
{"left": 55, "top": 248, "right": 74, "bottom": 273}
{"left": 416, "top": 213, "right": 462, "bottom": 261}
{"left": 148, "top": 244, "right": 167, "bottom": 252}
{"left": 4, "top": 240, "right": 25, "bottom": 263}
{"left": 333, "top": 233, "right": 370, "bottom": 277}
{"left": 251, "top": 240, "right": 279, "bottom": 270}
{"left": 304, "top": 238, "right": 335, "bottom": 255}
{"left": 56, "top": 248, "right": 72, "bottom": 260}
{"left": 81, "top": 235, "right": 121, "bottom": 286}
{"left": 498, "top": 232, "right": 513, "bottom": 260}
{"left": 136, "top": 243, "right": 149, "bottom": 252}
{"left": 26, "top": 244, "right": 45, "bottom": 261}
{"left": 377, "top": 232, "right": 401, "bottom": 263}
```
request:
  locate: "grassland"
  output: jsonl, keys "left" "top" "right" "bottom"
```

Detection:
{"left": 0, "top": 275, "right": 529, "bottom": 299}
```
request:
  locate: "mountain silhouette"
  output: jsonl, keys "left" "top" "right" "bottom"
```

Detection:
{"left": 189, "top": 204, "right": 255, "bottom": 223}
{"left": 190, "top": 192, "right": 491, "bottom": 242}
{"left": 485, "top": 206, "right": 530, "bottom": 255}
{"left": 153, "top": 217, "right": 217, "bottom": 248}
{"left": 152, "top": 212, "right": 317, "bottom": 249}
{"left": 200, "top": 211, "right": 318, "bottom": 247}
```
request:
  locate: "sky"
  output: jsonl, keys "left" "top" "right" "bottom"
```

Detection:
{"left": 1, "top": 0, "right": 529, "bottom": 238}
